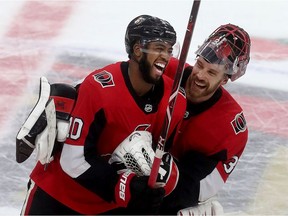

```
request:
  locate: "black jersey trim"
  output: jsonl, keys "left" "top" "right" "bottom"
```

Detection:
{"left": 121, "top": 62, "right": 164, "bottom": 114}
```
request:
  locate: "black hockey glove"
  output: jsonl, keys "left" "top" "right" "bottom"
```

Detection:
{"left": 129, "top": 175, "right": 165, "bottom": 214}
{"left": 114, "top": 171, "right": 165, "bottom": 215}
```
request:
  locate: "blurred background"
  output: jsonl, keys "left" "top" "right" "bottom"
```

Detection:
{"left": 0, "top": 0, "right": 287, "bottom": 215}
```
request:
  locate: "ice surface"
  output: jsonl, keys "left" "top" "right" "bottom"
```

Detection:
{"left": 0, "top": 0, "right": 288, "bottom": 215}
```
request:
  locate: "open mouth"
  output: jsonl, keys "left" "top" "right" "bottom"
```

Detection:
{"left": 154, "top": 62, "right": 166, "bottom": 75}
{"left": 194, "top": 80, "right": 206, "bottom": 90}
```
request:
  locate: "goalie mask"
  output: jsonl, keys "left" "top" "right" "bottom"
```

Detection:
{"left": 195, "top": 23, "right": 251, "bottom": 81}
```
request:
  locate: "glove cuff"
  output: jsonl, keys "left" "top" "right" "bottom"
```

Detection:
{"left": 155, "top": 152, "right": 179, "bottom": 196}
{"left": 115, "top": 171, "right": 136, "bottom": 207}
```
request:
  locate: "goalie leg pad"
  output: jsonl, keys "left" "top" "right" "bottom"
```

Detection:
{"left": 35, "top": 98, "right": 57, "bottom": 165}
{"left": 16, "top": 77, "right": 50, "bottom": 163}
{"left": 177, "top": 197, "right": 224, "bottom": 216}
{"left": 16, "top": 78, "right": 77, "bottom": 163}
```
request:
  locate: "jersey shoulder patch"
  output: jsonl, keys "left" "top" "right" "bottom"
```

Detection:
{"left": 93, "top": 70, "right": 115, "bottom": 88}
{"left": 230, "top": 111, "right": 247, "bottom": 135}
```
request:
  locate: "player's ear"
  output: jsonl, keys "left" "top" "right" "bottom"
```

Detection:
{"left": 221, "top": 75, "right": 229, "bottom": 85}
{"left": 133, "top": 42, "right": 142, "bottom": 57}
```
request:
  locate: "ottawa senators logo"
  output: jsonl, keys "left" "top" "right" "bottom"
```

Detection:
{"left": 93, "top": 70, "right": 115, "bottom": 88}
{"left": 231, "top": 111, "right": 247, "bottom": 135}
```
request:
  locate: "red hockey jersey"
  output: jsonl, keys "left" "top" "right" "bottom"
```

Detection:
{"left": 160, "top": 58, "right": 248, "bottom": 213}
{"left": 30, "top": 61, "right": 186, "bottom": 214}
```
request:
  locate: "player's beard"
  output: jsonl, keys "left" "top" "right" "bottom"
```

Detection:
{"left": 186, "top": 74, "right": 222, "bottom": 104}
{"left": 139, "top": 54, "right": 161, "bottom": 85}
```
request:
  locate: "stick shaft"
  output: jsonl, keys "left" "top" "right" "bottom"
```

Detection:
{"left": 148, "top": 0, "right": 201, "bottom": 188}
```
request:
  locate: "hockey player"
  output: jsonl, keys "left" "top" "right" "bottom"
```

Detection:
{"left": 18, "top": 15, "right": 186, "bottom": 215}
{"left": 159, "top": 23, "right": 251, "bottom": 215}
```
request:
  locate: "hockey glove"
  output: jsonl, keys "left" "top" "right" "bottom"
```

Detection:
{"left": 156, "top": 152, "right": 179, "bottom": 196}
{"left": 115, "top": 171, "right": 165, "bottom": 214}
{"left": 109, "top": 131, "right": 179, "bottom": 196}
{"left": 109, "top": 131, "right": 154, "bottom": 176}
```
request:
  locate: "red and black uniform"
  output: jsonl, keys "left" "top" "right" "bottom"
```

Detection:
{"left": 160, "top": 58, "right": 248, "bottom": 214}
{"left": 22, "top": 61, "right": 186, "bottom": 215}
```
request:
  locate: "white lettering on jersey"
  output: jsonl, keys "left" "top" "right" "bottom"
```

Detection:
{"left": 68, "top": 117, "right": 83, "bottom": 140}
{"left": 223, "top": 155, "right": 239, "bottom": 174}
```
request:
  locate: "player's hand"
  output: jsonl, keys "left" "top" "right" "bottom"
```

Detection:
{"left": 155, "top": 152, "right": 179, "bottom": 196}
{"left": 109, "top": 131, "right": 154, "bottom": 176}
{"left": 114, "top": 171, "right": 165, "bottom": 214}
{"left": 110, "top": 131, "right": 179, "bottom": 196}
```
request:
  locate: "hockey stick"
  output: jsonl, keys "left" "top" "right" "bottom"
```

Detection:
{"left": 148, "top": 0, "right": 201, "bottom": 187}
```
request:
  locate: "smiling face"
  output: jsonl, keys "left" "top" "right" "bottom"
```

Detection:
{"left": 185, "top": 56, "right": 229, "bottom": 104}
{"left": 139, "top": 41, "right": 173, "bottom": 84}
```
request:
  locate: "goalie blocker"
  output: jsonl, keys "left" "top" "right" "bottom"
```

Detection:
{"left": 16, "top": 77, "right": 77, "bottom": 164}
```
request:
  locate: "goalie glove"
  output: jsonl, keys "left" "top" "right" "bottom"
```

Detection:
{"left": 177, "top": 197, "right": 224, "bottom": 216}
{"left": 16, "top": 77, "right": 76, "bottom": 164}
{"left": 109, "top": 131, "right": 179, "bottom": 196}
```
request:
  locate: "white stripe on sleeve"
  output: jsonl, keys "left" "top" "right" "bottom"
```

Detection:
{"left": 199, "top": 168, "right": 224, "bottom": 202}
{"left": 60, "top": 144, "right": 91, "bottom": 178}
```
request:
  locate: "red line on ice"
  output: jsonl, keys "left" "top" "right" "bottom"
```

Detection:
{"left": 251, "top": 37, "right": 288, "bottom": 60}
{"left": 6, "top": 1, "right": 74, "bottom": 40}
{"left": 233, "top": 93, "right": 288, "bottom": 138}
{"left": 0, "top": 1, "right": 75, "bottom": 128}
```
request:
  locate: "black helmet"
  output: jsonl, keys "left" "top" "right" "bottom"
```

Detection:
{"left": 196, "top": 23, "right": 251, "bottom": 81}
{"left": 125, "top": 15, "right": 177, "bottom": 56}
